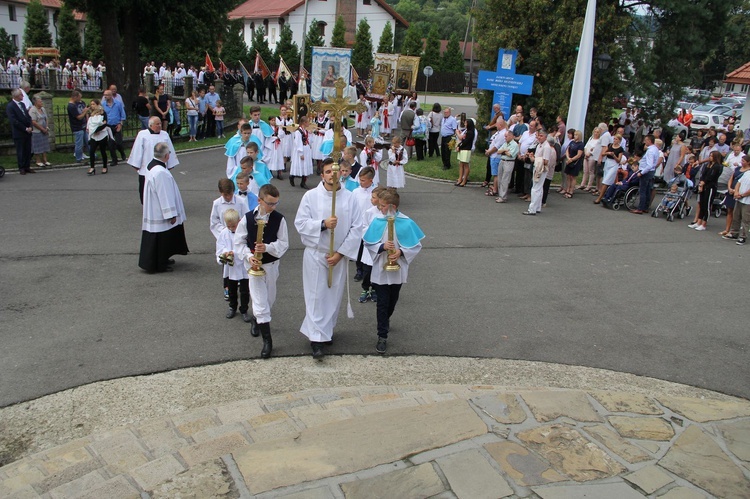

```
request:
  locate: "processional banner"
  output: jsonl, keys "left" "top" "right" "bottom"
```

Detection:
{"left": 311, "top": 47, "right": 352, "bottom": 102}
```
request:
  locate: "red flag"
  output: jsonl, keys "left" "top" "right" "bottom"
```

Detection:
{"left": 254, "top": 52, "right": 270, "bottom": 79}
{"left": 275, "top": 57, "right": 293, "bottom": 84}
{"left": 205, "top": 52, "right": 215, "bottom": 72}
{"left": 218, "top": 59, "right": 229, "bottom": 76}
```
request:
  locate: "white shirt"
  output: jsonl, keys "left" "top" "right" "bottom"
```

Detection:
{"left": 210, "top": 195, "right": 249, "bottom": 240}
{"left": 128, "top": 130, "right": 179, "bottom": 176}
{"left": 233, "top": 208, "right": 290, "bottom": 264}
{"left": 216, "top": 227, "right": 249, "bottom": 280}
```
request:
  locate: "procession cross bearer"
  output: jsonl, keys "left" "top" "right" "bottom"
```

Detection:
{"left": 295, "top": 77, "right": 366, "bottom": 360}
{"left": 310, "top": 78, "right": 366, "bottom": 286}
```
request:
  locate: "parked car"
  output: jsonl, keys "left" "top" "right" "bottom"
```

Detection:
{"left": 722, "top": 109, "right": 742, "bottom": 122}
{"left": 717, "top": 97, "right": 745, "bottom": 106}
{"left": 690, "top": 112, "right": 725, "bottom": 133}
{"left": 692, "top": 104, "right": 732, "bottom": 114}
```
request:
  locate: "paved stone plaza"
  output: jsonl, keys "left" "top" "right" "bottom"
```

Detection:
{"left": 1, "top": 121, "right": 748, "bottom": 496}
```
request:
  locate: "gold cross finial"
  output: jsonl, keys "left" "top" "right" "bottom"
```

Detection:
{"left": 311, "top": 77, "right": 367, "bottom": 162}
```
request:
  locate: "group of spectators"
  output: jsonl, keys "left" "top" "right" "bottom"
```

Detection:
{"left": 0, "top": 57, "right": 105, "bottom": 91}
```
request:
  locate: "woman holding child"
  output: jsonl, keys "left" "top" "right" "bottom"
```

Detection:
{"left": 594, "top": 134, "right": 625, "bottom": 204}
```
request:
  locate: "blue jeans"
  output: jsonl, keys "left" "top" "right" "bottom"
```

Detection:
{"left": 638, "top": 171, "right": 654, "bottom": 211}
{"left": 216, "top": 120, "right": 224, "bottom": 136}
{"left": 73, "top": 130, "right": 85, "bottom": 160}
{"left": 188, "top": 114, "right": 198, "bottom": 137}
{"left": 138, "top": 116, "right": 149, "bottom": 129}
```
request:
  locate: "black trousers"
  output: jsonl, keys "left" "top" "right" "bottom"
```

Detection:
{"left": 523, "top": 168, "right": 532, "bottom": 195}
{"left": 440, "top": 136, "right": 453, "bottom": 169}
{"left": 414, "top": 138, "right": 426, "bottom": 160}
{"left": 698, "top": 186, "right": 715, "bottom": 222}
{"left": 14, "top": 135, "right": 32, "bottom": 171}
{"left": 139, "top": 175, "right": 146, "bottom": 204}
{"left": 228, "top": 278, "right": 250, "bottom": 313}
{"left": 485, "top": 156, "right": 492, "bottom": 183}
{"left": 361, "top": 264, "right": 372, "bottom": 291}
{"left": 89, "top": 137, "right": 108, "bottom": 169}
{"left": 372, "top": 283, "right": 402, "bottom": 338}
{"left": 542, "top": 178, "right": 552, "bottom": 205}
{"left": 107, "top": 125, "right": 125, "bottom": 161}
{"left": 428, "top": 131, "right": 439, "bottom": 157}
{"left": 206, "top": 111, "right": 217, "bottom": 138}
{"left": 511, "top": 158, "right": 525, "bottom": 193}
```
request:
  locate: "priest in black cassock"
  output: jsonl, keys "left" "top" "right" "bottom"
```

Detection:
{"left": 138, "top": 142, "right": 189, "bottom": 273}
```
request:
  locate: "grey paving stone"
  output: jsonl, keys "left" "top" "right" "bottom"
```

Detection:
{"left": 234, "top": 399, "right": 486, "bottom": 494}
{"left": 608, "top": 416, "right": 675, "bottom": 441}
{"left": 659, "top": 425, "right": 750, "bottom": 498}
{"left": 436, "top": 449, "right": 513, "bottom": 498}
{"left": 339, "top": 463, "right": 445, "bottom": 499}
{"left": 658, "top": 396, "right": 750, "bottom": 423}
{"left": 589, "top": 391, "right": 663, "bottom": 415}
{"left": 717, "top": 418, "right": 750, "bottom": 462}
{"left": 657, "top": 486, "right": 707, "bottom": 498}
{"left": 520, "top": 391, "right": 602, "bottom": 423}
{"left": 532, "top": 480, "right": 646, "bottom": 498}
{"left": 484, "top": 441, "right": 565, "bottom": 487}
{"left": 623, "top": 465, "right": 674, "bottom": 494}
{"left": 585, "top": 424, "right": 651, "bottom": 463}
{"left": 471, "top": 394, "right": 526, "bottom": 424}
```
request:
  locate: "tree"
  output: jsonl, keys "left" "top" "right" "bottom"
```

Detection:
{"left": 303, "top": 19, "right": 325, "bottom": 68}
{"left": 401, "top": 24, "right": 423, "bottom": 57}
{"left": 377, "top": 22, "right": 394, "bottom": 53}
{"left": 0, "top": 28, "right": 16, "bottom": 59}
{"left": 220, "top": 19, "right": 249, "bottom": 67}
{"left": 422, "top": 25, "right": 441, "bottom": 71}
{"left": 723, "top": 1, "right": 750, "bottom": 74}
{"left": 351, "top": 19, "right": 374, "bottom": 69}
{"left": 23, "top": 0, "right": 52, "bottom": 52}
{"left": 57, "top": 3, "right": 83, "bottom": 61}
{"left": 274, "top": 23, "right": 300, "bottom": 75}
{"left": 250, "top": 26, "right": 273, "bottom": 69}
{"left": 330, "top": 15, "right": 347, "bottom": 48}
{"left": 441, "top": 33, "right": 464, "bottom": 73}
{"left": 83, "top": 17, "right": 102, "bottom": 62}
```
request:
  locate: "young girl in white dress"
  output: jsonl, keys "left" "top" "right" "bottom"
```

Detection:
{"left": 264, "top": 116, "right": 286, "bottom": 177}
{"left": 355, "top": 95, "right": 370, "bottom": 138}
{"left": 387, "top": 136, "right": 408, "bottom": 189}
{"left": 310, "top": 111, "right": 330, "bottom": 174}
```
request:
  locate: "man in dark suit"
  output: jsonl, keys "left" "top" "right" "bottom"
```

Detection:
{"left": 6, "top": 88, "right": 34, "bottom": 174}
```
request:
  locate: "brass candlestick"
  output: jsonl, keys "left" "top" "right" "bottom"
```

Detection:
{"left": 384, "top": 207, "right": 401, "bottom": 272}
{"left": 327, "top": 163, "right": 339, "bottom": 287}
{"left": 248, "top": 210, "right": 268, "bottom": 277}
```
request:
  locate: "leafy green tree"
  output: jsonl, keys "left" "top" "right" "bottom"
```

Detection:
{"left": 723, "top": 1, "right": 750, "bottom": 74}
{"left": 303, "top": 19, "right": 325, "bottom": 68}
{"left": 422, "top": 25, "right": 440, "bottom": 70}
{"left": 220, "top": 19, "right": 249, "bottom": 66}
{"left": 57, "top": 3, "right": 83, "bottom": 61}
{"left": 0, "top": 27, "right": 16, "bottom": 59}
{"left": 401, "top": 24, "right": 423, "bottom": 57}
{"left": 250, "top": 26, "right": 273, "bottom": 68}
{"left": 23, "top": 0, "right": 52, "bottom": 52}
{"left": 83, "top": 17, "right": 102, "bottom": 61}
{"left": 331, "top": 15, "right": 347, "bottom": 48}
{"left": 352, "top": 19, "right": 374, "bottom": 69}
{"left": 274, "top": 23, "right": 300, "bottom": 74}
{"left": 377, "top": 22, "right": 394, "bottom": 53}
{"left": 440, "top": 33, "right": 464, "bottom": 72}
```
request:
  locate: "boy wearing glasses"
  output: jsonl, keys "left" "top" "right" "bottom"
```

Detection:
{"left": 234, "top": 184, "right": 289, "bottom": 359}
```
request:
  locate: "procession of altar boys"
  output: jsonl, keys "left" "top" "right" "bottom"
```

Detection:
{"left": 132, "top": 101, "right": 425, "bottom": 360}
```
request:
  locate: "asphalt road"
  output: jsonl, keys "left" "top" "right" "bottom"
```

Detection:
{"left": 1, "top": 148, "right": 747, "bottom": 407}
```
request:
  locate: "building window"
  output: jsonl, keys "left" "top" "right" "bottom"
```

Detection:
{"left": 9, "top": 5, "right": 17, "bottom": 21}
{"left": 11, "top": 34, "right": 18, "bottom": 52}
{"left": 741, "top": 84, "right": 749, "bottom": 93}
{"left": 317, "top": 21, "right": 327, "bottom": 36}
{"left": 363, "top": 0, "right": 370, "bottom": 4}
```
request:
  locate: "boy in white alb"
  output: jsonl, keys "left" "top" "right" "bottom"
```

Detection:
{"left": 210, "top": 178, "right": 250, "bottom": 301}
{"left": 264, "top": 116, "right": 286, "bottom": 177}
{"left": 225, "top": 124, "right": 252, "bottom": 178}
{"left": 387, "top": 136, "right": 408, "bottom": 189}
{"left": 216, "top": 209, "right": 251, "bottom": 321}
{"left": 234, "top": 184, "right": 289, "bottom": 358}
{"left": 363, "top": 189, "right": 425, "bottom": 354}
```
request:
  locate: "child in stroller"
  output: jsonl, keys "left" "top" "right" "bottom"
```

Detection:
{"left": 652, "top": 164, "right": 693, "bottom": 221}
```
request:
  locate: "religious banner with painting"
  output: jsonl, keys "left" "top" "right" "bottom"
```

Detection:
{"left": 311, "top": 47, "right": 353, "bottom": 102}
{"left": 395, "top": 55, "right": 420, "bottom": 95}
{"left": 368, "top": 53, "right": 398, "bottom": 99}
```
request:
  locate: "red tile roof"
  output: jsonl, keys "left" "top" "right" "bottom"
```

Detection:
{"left": 10, "top": 0, "right": 63, "bottom": 7}
{"left": 724, "top": 61, "right": 750, "bottom": 84}
{"left": 229, "top": 0, "right": 407, "bottom": 27}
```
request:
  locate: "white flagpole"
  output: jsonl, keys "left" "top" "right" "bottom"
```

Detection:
{"left": 566, "top": 0, "right": 597, "bottom": 136}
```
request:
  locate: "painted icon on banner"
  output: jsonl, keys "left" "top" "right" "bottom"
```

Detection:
{"left": 321, "top": 62, "right": 340, "bottom": 88}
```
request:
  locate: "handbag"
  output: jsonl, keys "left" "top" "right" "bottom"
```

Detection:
{"left": 405, "top": 137, "right": 415, "bottom": 147}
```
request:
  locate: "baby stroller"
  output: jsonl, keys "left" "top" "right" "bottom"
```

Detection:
{"left": 652, "top": 187, "right": 692, "bottom": 221}
{"left": 710, "top": 166, "right": 734, "bottom": 219}
{"left": 0, "top": 165, "right": 5, "bottom": 178}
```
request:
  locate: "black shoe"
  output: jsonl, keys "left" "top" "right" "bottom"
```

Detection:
{"left": 290, "top": 176, "right": 295, "bottom": 187}
{"left": 241, "top": 312, "right": 252, "bottom": 323}
{"left": 277, "top": 171, "right": 283, "bottom": 180}
{"left": 250, "top": 315, "right": 259, "bottom": 336}
{"left": 162, "top": 266, "right": 174, "bottom": 272}
{"left": 376, "top": 337, "right": 387, "bottom": 354}
{"left": 311, "top": 342, "right": 324, "bottom": 360}
{"left": 167, "top": 258, "right": 175, "bottom": 265}
{"left": 226, "top": 308, "right": 236, "bottom": 319}
{"left": 259, "top": 322, "right": 272, "bottom": 359}
{"left": 110, "top": 160, "right": 118, "bottom": 166}
{"left": 354, "top": 270, "right": 363, "bottom": 282}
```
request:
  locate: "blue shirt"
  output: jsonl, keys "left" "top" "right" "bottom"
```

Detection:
{"left": 639, "top": 144, "right": 659, "bottom": 175}
{"left": 204, "top": 91, "right": 220, "bottom": 110}
{"left": 440, "top": 115, "right": 457, "bottom": 137}
{"left": 198, "top": 96, "right": 207, "bottom": 114}
{"left": 102, "top": 99, "right": 125, "bottom": 125}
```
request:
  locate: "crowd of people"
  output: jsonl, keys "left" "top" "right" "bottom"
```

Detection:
{"left": 0, "top": 57, "right": 106, "bottom": 91}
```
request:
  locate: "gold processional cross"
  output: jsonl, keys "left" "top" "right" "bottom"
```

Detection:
{"left": 310, "top": 77, "right": 367, "bottom": 287}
